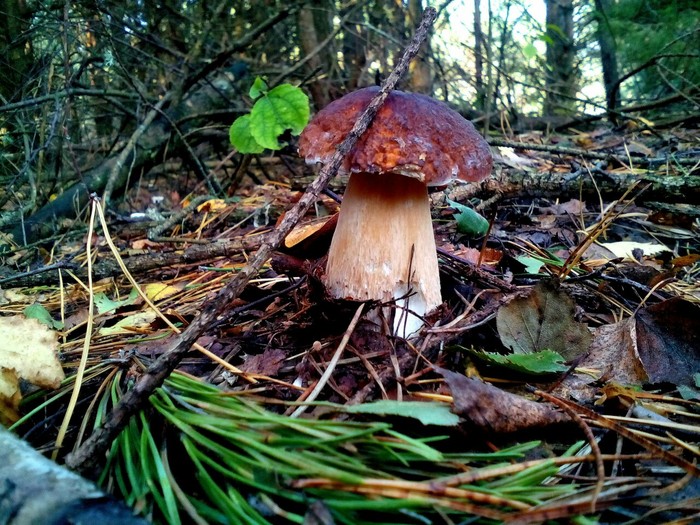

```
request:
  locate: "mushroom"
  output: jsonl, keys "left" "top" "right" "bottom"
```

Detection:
{"left": 298, "top": 86, "right": 492, "bottom": 337}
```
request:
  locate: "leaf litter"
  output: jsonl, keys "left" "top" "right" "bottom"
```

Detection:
{"left": 3, "top": 127, "right": 700, "bottom": 524}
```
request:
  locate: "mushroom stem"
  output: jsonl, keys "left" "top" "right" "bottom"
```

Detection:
{"left": 325, "top": 171, "right": 442, "bottom": 336}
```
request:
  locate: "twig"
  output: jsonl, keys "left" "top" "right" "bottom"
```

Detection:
{"left": 0, "top": 88, "right": 137, "bottom": 113}
{"left": 102, "top": 94, "right": 171, "bottom": 206}
{"left": 65, "top": 6, "right": 439, "bottom": 475}
{"left": 488, "top": 137, "right": 700, "bottom": 167}
{"left": 290, "top": 303, "right": 365, "bottom": 418}
{"left": 533, "top": 389, "right": 604, "bottom": 514}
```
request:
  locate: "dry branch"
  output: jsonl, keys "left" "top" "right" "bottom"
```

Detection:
{"left": 8, "top": 9, "right": 293, "bottom": 247}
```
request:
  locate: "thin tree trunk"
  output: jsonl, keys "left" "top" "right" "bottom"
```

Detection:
{"left": 492, "top": 1, "right": 512, "bottom": 111}
{"left": 544, "top": 0, "right": 577, "bottom": 116}
{"left": 594, "top": 0, "right": 620, "bottom": 122}
{"left": 0, "top": 0, "right": 33, "bottom": 103}
{"left": 407, "top": 0, "right": 433, "bottom": 95}
{"left": 473, "top": 0, "right": 485, "bottom": 109}
{"left": 297, "top": 4, "right": 331, "bottom": 109}
{"left": 342, "top": 12, "right": 366, "bottom": 90}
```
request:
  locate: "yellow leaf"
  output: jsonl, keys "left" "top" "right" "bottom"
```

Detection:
{"left": 142, "top": 283, "right": 181, "bottom": 301}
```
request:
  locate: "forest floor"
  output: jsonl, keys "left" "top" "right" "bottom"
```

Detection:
{"left": 2, "top": 124, "right": 700, "bottom": 523}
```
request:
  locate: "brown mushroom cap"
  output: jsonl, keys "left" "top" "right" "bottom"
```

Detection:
{"left": 298, "top": 86, "right": 492, "bottom": 186}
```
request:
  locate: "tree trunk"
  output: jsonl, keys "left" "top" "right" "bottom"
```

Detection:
{"left": 493, "top": 1, "right": 512, "bottom": 113}
{"left": 0, "top": 0, "right": 33, "bottom": 103}
{"left": 543, "top": 0, "right": 577, "bottom": 116}
{"left": 473, "top": 0, "right": 485, "bottom": 109}
{"left": 407, "top": 0, "right": 432, "bottom": 95}
{"left": 342, "top": 10, "right": 366, "bottom": 90}
{"left": 298, "top": 7, "right": 329, "bottom": 109}
{"left": 594, "top": 0, "right": 620, "bottom": 121}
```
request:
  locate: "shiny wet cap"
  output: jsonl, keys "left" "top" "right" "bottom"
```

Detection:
{"left": 299, "top": 86, "right": 492, "bottom": 186}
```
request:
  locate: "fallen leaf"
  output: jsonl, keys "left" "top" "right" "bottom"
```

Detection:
{"left": 496, "top": 281, "right": 592, "bottom": 360}
{"left": 671, "top": 254, "right": 700, "bottom": 268}
{"left": 24, "top": 303, "right": 64, "bottom": 330}
{"left": 196, "top": 198, "right": 227, "bottom": 212}
{"left": 598, "top": 241, "right": 670, "bottom": 259}
{"left": 564, "top": 299, "right": 700, "bottom": 400}
{"left": 464, "top": 348, "right": 569, "bottom": 375}
{"left": 94, "top": 289, "right": 138, "bottom": 315}
{"left": 98, "top": 311, "right": 157, "bottom": 336}
{"left": 448, "top": 200, "right": 489, "bottom": 237}
{"left": 0, "top": 316, "right": 64, "bottom": 424}
{"left": 579, "top": 320, "right": 648, "bottom": 385}
{"left": 238, "top": 348, "right": 286, "bottom": 376}
{"left": 142, "top": 283, "right": 181, "bottom": 301}
{"left": 540, "top": 199, "right": 586, "bottom": 216}
{"left": 283, "top": 214, "right": 337, "bottom": 258}
{"left": 634, "top": 298, "right": 700, "bottom": 386}
{"left": 516, "top": 255, "right": 546, "bottom": 274}
{"left": 436, "top": 367, "right": 570, "bottom": 433}
{"left": 344, "top": 400, "right": 461, "bottom": 427}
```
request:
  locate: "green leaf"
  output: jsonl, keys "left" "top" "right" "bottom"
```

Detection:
{"left": 344, "top": 400, "right": 461, "bottom": 427}
{"left": 464, "top": 347, "right": 569, "bottom": 375}
{"left": 249, "top": 84, "right": 309, "bottom": 150}
{"left": 448, "top": 199, "right": 489, "bottom": 237}
{"left": 545, "top": 23, "right": 567, "bottom": 41}
{"left": 248, "top": 76, "right": 268, "bottom": 99}
{"left": 229, "top": 114, "right": 265, "bottom": 154}
{"left": 93, "top": 289, "right": 138, "bottom": 315}
{"left": 517, "top": 255, "right": 546, "bottom": 274}
{"left": 24, "top": 303, "right": 63, "bottom": 330}
{"left": 523, "top": 43, "right": 538, "bottom": 59}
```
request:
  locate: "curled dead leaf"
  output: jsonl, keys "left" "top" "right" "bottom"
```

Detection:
{"left": 436, "top": 367, "right": 571, "bottom": 434}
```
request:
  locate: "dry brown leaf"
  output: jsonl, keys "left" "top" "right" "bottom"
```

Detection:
{"left": 634, "top": 298, "right": 700, "bottom": 386}
{"left": 0, "top": 317, "right": 64, "bottom": 424}
{"left": 496, "top": 281, "right": 592, "bottom": 360}
{"left": 436, "top": 367, "right": 571, "bottom": 434}
{"left": 580, "top": 320, "right": 648, "bottom": 385}
{"left": 239, "top": 348, "right": 286, "bottom": 376}
{"left": 565, "top": 298, "right": 700, "bottom": 402}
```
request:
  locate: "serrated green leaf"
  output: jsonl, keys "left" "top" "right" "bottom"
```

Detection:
{"left": 229, "top": 114, "right": 265, "bottom": 154}
{"left": 248, "top": 76, "right": 268, "bottom": 99}
{"left": 448, "top": 199, "right": 489, "bottom": 237}
{"left": 344, "top": 400, "right": 461, "bottom": 427}
{"left": 23, "top": 303, "right": 63, "bottom": 330}
{"left": 463, "top": 347, "right": 569, "bottom": 375}
{"left": 249, "top": 84, "right": 309, "bottom": 150}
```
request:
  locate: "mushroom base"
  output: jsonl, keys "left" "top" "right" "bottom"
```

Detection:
{"left": 325, "top": 172, "right": 442, "bottom": 337}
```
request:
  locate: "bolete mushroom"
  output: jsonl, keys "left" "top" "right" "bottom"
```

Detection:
{"left": 298, "top": 86, "right": 492, "bottom": 336}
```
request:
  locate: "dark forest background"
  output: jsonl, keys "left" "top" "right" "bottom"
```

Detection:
{"left": 0, "top": 0, "right": 698, "bottom": 247}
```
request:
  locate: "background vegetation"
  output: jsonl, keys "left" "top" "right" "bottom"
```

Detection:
{"left": 0, "top": 0, "right": 698, "bottom": 247}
